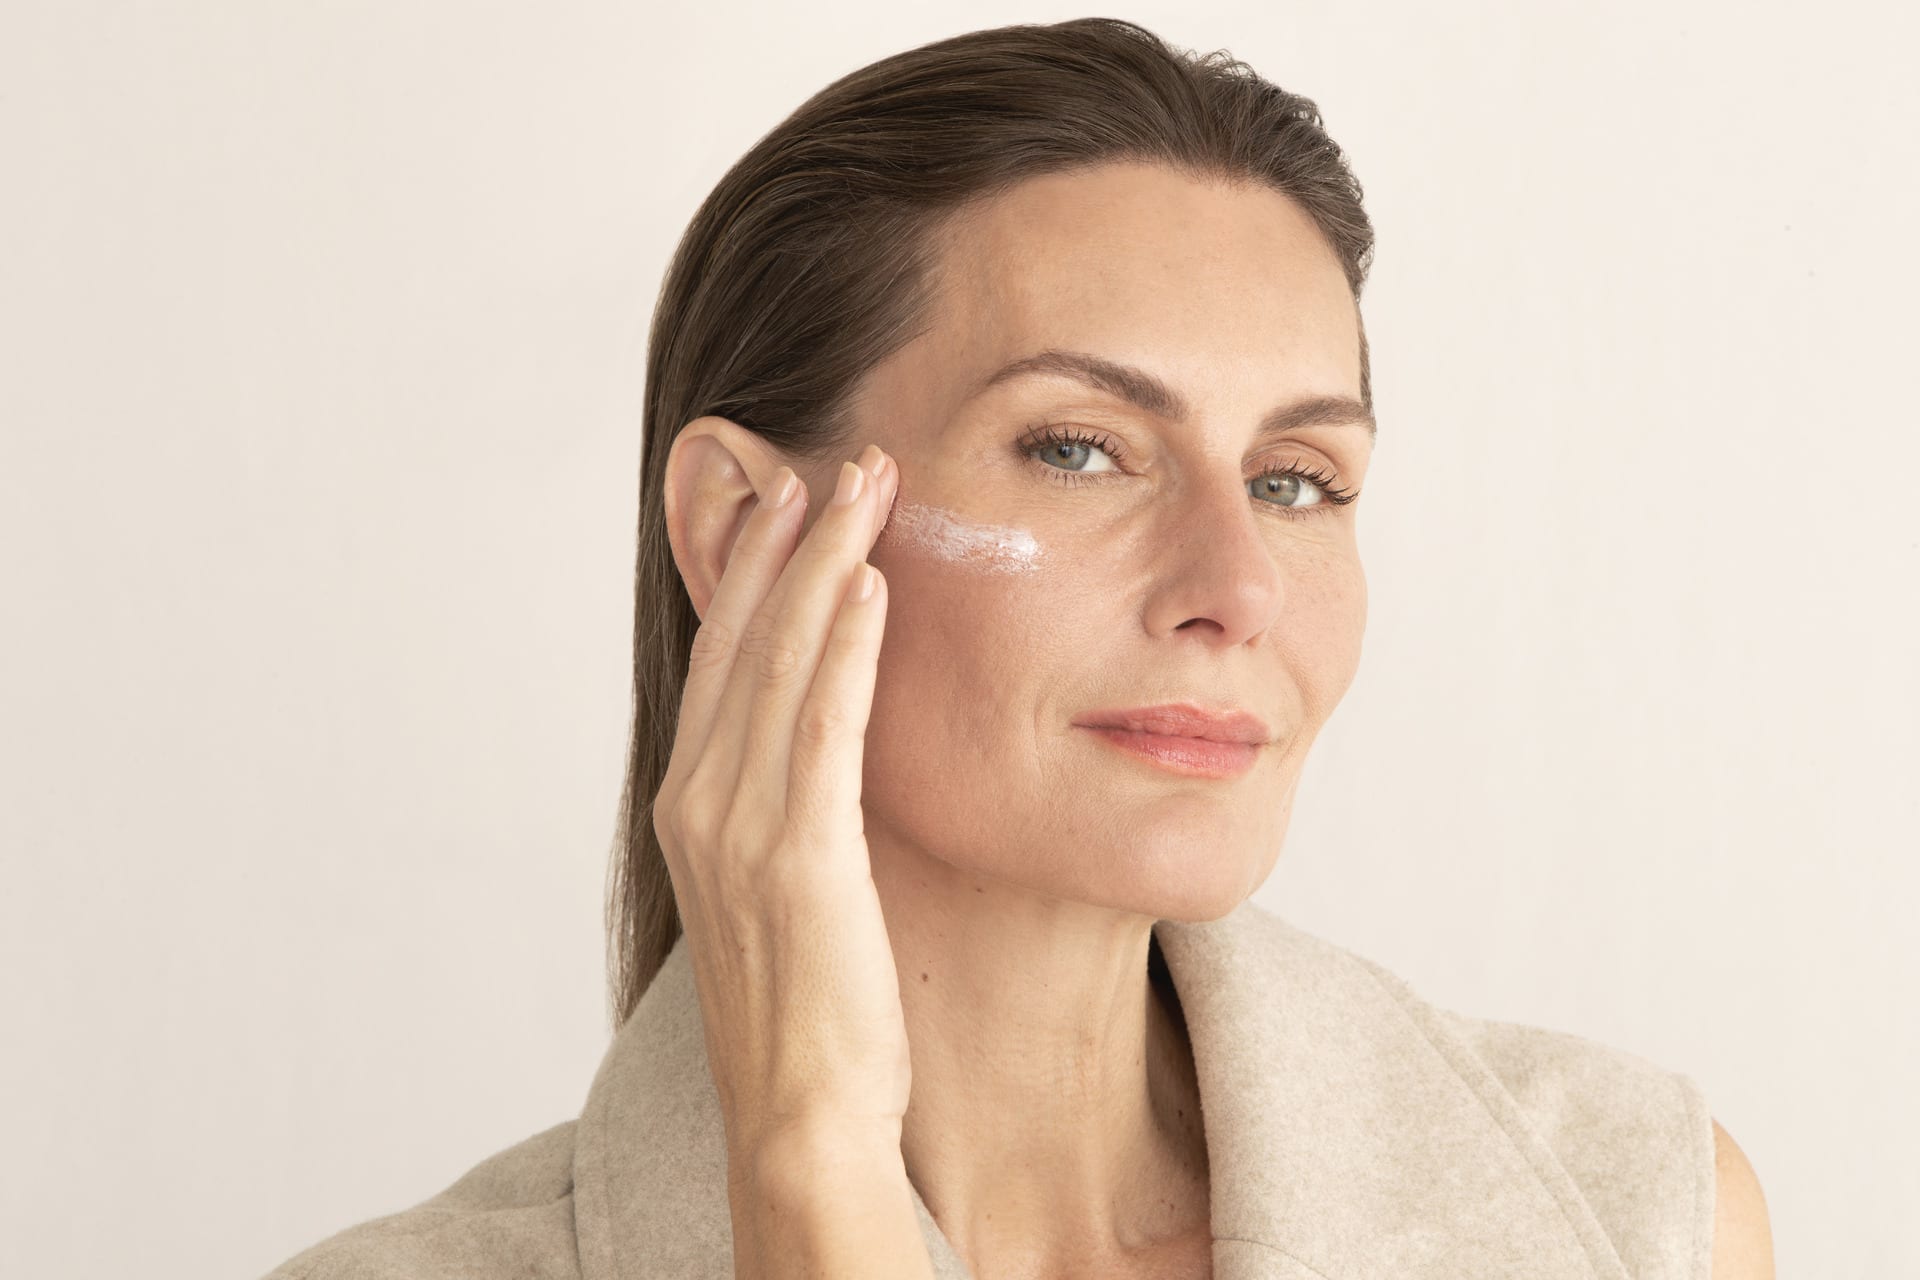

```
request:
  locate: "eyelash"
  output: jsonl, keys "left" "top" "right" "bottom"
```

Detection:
{"left": 1015, "top": 423, "right": 1360, "bottom": 519}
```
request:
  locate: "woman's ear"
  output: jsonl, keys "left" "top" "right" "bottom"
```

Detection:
{"left": 662, "top": 417, "right": 795, "bottom": 621}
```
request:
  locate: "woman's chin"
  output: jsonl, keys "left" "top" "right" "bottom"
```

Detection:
{"left": 1010, "top": 848, "right": 1267, "bottom": 924}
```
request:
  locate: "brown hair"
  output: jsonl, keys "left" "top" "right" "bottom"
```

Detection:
{"left": 606, "top": 16, "right": 1377, "bottom": 1027}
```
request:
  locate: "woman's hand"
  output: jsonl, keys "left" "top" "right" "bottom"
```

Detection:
{"left": 653, "top": 442, "right": 909, "bottom": 1163}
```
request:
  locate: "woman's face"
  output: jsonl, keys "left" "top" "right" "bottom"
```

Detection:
{"left": 825, "top": 161, "right": 1372, "bottom": 920}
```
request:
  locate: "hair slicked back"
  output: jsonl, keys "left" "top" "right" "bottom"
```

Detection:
{"left": 609, "top": 18, "right": 1376, "bottom": 1026}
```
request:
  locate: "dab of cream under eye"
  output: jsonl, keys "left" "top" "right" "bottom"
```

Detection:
{"left": 880, "top": 499, "right": 1043, "bottom": 573}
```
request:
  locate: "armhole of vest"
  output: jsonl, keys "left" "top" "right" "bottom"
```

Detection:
{"left": 1673, "top": 1069, "right": 1717, "bottom": 1280}
{"left": 1345, "top": 955, "right": 1633, "bottom": 1278}
{"left": 1356, "top": 958, "right": 1719, "bottom": 1280}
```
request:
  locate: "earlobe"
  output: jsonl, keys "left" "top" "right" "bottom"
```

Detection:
{"left": 662, "top": 417, "right": 790, "bottom": 621}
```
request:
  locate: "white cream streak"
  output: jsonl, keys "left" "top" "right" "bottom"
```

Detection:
{"left": 880, "top": 498, "right": 1043, "bottom": 572}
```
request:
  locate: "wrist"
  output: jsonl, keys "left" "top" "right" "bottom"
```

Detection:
{"left": 726, "top": 1116, "right": 933, "bottom": 1280}
{"left": 730, "top": 1110, "right": 907, "bottom": 1196}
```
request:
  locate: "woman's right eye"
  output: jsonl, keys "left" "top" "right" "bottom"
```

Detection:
{"left": 1017, "top": 424, "right": 1125, "bottom": 477}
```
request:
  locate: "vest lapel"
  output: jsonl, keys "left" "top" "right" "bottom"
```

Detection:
{"left": 1152, "top": 903, "right": 1629, "bottom": 1278}
{"left": 572, "top": 902, "right": 1627, "bottom": 1280}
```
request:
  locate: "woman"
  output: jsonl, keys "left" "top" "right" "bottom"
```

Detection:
{"left": 265, "top": 18, "right": 1772, "bottom": 1280}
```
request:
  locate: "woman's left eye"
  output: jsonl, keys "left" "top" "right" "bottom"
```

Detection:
{"left": 1016, "top": 424, "right": 1359, "bottom": 519}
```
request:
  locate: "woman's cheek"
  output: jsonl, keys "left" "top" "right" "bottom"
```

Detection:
{"left": 1285, "top": 551, "right": 1367, "bottom": 719}
{"left": 870, "top": 496, "right": 1052, "bottom": 688}
{"left": 866, "top": 498, "right": 1056, "bottom": 757}
{"left": 874, "top": 497, "right": 1047, "bottom": 574}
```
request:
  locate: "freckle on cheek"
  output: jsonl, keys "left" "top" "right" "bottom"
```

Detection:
{"left": 877, "top": 498, "right": 1043, "bottom": 573}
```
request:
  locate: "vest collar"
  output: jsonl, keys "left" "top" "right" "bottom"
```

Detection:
{"left": 571, "top": 901, "right": 1628, "bottom": 1279}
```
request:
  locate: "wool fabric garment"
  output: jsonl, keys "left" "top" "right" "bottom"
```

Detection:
{"left": 262, "top": 900, "right": 1715, "bottom": 1278}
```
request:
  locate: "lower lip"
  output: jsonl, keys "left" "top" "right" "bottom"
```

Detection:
{"left": 1077, "top": 726, "right": 1261, "bottom": 779}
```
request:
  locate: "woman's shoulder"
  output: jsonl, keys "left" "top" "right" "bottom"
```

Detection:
{"left": 260, "top": 1119, "right": 584, "bottom": 1280}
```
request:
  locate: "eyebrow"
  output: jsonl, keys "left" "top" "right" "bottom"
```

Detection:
{"left": 971, "top": 348, "right": 1376, "bottom": 443}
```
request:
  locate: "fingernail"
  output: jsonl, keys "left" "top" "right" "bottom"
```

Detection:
{"left": 832, "top": 459, "right": 866, "bottom": 506}
{"left": 768, "top": 467, "right": 798, "bottom": 507}
{"left": 860, "top": 445, "right": 887, "bottom": 481}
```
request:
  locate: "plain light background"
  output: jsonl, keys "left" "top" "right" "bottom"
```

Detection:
{"left": 3, "top": 2, "right": 1913, "bottom": 1276}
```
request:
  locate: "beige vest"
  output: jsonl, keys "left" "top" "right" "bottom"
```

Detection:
{"left": 264, "top": 901, "right": 1715, "bottom": 1278}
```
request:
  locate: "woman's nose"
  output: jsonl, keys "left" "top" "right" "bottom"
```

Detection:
{"left": 1142, "top": 479, "right": 1288, "bottom": 645}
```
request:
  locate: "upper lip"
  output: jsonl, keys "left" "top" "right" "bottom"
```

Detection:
{"left": 1072, "top": 702, "right": 1272, "bottom": 745}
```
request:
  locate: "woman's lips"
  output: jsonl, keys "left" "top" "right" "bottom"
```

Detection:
{"left": 1077, "top": 725, "right": 1260, "bottom": 779}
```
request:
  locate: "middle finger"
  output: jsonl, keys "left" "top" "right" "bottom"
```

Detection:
{"left": 708, "top": 444, "right": 898, "bottom": 807}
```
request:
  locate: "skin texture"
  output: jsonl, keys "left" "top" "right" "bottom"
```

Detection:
{"left": 1711, "top": 1118, "right": 1776, "bottom": 1278}
{"left": 665, "top": 160, "right": 1374, "bottom": 1279}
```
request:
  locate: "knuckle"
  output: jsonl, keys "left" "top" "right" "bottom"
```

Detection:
{"left": 650, "top": 782, "right": 678, "bottom": 838}
{"left": 791, "top": 699, "right": 849, "bottom": 750}
{"left": 761, "top": 646, "right": 806, "bottom": 683}
{"left": 743, "top": 625, "right": 806, "bottom": 682}
{"left": 661, "top": 775, "right": 721, "bottom": 846}
{"left": 665, "top": 794, "right": 766, "bottom": 895}
{"left": 687, "top": 617, "right": 739, "bottom": 672}
{"left": 652, "top": 789, "right": 692, "bottom": 850}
